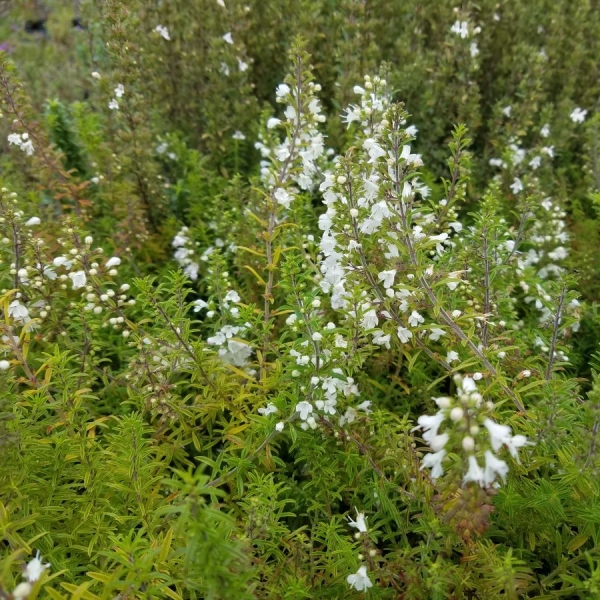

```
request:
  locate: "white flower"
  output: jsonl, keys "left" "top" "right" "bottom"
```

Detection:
{"left": 114, "top": 84, "right": 125, "bottom": 98}
{"left": 397, "top": 326, "right": 412, "bottom": 343}
{"left": 69, "top": 270, "right": 87, "bottom": 289}
{"left": 154, "top": 25, "right": 170, "bottom": 41}
{"left": 276, "top": 83, "right": 290, "bottom": 98}
{"left": 408, "top": 310, "right": 424, "bottom": 327}
{"left": 463, "top": 455, "right": 484, "bottom": 486}
{"left": 372, "top": 330, "right": 391, "bottom": 349}
{"left": 222, "top": 340, "right": 253, "bottom": 366}
{"left": 8, "top": 133, "right": 22, "bottom": 146}
{"left": 275, "top": 422, "right": 284, "bottom": 432}
{"left": 542, "top": 145, "right": 554, "bottom": 158}
{"left": 8, "top": 300, "right": 29, "bottom": 323}
{"left": 53, "top": 256, "right": 73, "bottom": 269}
{"left": 232, "top": 130, "right": 245, "bottom": 140}
{"left": 347, "top": 566, "right": 373, "bottom": 592}
{"left": 225, "top": 290, "right": 241, "bottom": 303}
{"left": 193, "top": 299, "right": 208, "bottom": 312}
{"left": 295, "top": 401, "right": 313, "bottom": 420}
{"left": 570, "top": 107, "right": 587, "bottom": 124}
{"left": 25, "top": 216, "right": 41, "bottom": 226}
{"left": 429, "top": 328, "right": 445, "bottom": 341}
{"left": 361, "top": 309, "right": 378, "bottom": 330}
{"left": 237, "top": 58, "right": 248, "bottom": 72}
{"left": 222, "top": 32, "right": 234, "bottom": 45}
{"left": 485, "top": 417, "right": 530, "bottom": 461}
{"left": 267, "top": 117, "right": 281, "bottom": 129}
{"left": 105, "top": 256, "right": 121, "bottom": 268}
{"left": 91, "top": 71, "right": 101, "bottom": 79}
{"left": 460, "top": 376, "right": 477, "bottom": 393}
{"left": 108, "top": 99, "right": 119, "bottom": 110}
{"left": 0, "top": 360, "right": 10, "bottom": 370}
{"left": 447, "top": 350, "right": 459, "bottom": 363}
{"left": 502, "top": 105, "right": 512, "bottom": 117}
{"left": 258, "top": 402, "right": 278, "bottom": 416}
{"left": 510, "top": 177, "right": 523, "bottom": 194}
{"left": 377, "top": 269, "right": 396, "bottom": 289}
{"left": 420, "top": 449, "right": 446, "bottom": 479}
{"left": 24, "top": 550, "right": 50, "bottom": 582}
{"left": 357, "top": 400, "right": 372, "bottom": 414}
{"left": 540, "top": 123, "right": 550, "bottom": 138}
{"left": 483, "top": 418, "right": 512, "bottom": 452}
{"left": 506, "top": 435, "right": 530, "bottom": 461}
{"left": 470, "top": 42, "right": 479, "bottom": 57}
{"left": 483, "top": 450, "right": 509, "bottom": 485}
{"left": 8, "top": 133, "right": 34, "bottom": 155}
{"left": 347, "top": 508, "right": 368, "bottom": 533}
{"left": 363, "top": 138, "right": 386, "bottom": 163}
{"left": 274, "top": 187, "right": 292, "bottom": 209}
{"left": 413, "top": 412, "right": 445, "bottom": 443}
{"left": 451, "top": 20, "right": 469, "bottom": 38}
{"left": 430, "top": 433, "right": 449, "bottom": 452}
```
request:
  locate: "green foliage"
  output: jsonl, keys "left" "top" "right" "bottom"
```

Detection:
{"left": 0, "top": 1, "right": 600, "bottom": 599}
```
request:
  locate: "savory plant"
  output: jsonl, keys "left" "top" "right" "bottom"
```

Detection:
{"left": 1, "top": 1, "right": 600, "bottom": 598}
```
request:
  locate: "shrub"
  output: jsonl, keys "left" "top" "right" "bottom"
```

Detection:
{"left": 1, "top": 1, "right": 600, "bottom": 598}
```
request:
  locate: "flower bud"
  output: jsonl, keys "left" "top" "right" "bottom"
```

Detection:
{"left": 462, "top": 436, "right": 475, "bottom": 452}
{"left": 450, "top": 407, "right": 464, "bottom": 421}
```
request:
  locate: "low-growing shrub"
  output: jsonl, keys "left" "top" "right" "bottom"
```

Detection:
{"left": 1, "top": 1, "right": 600, "bottom": 598}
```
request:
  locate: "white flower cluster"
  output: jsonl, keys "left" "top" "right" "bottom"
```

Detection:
{"left": 215, "top": 28, "right": 250, "bottom": 77}
{"left": 450, "top": 16, "right": 482, "bottom": 59}
{"left": 108, "top": 83, "right": 124, "bottom": 110}
{"left": 570, "top": 107, "right": 587, "bottom": 124}
{"left": 414, "top": 375, "right": 530, "bottom": 487}
{"left": 318, "top": 80, "right": 451, "bottom": 359}
{"left": 292, "top": 365, "right": 364, "bottom": 430}
{"left": 284, "top": 299, "right": 373, "bottom": 430}
{"left": 7, "top": 132, "right": 34, "bottom": 156}
{"left": 518, "top": 197, "right": 569, "bottom": 282}
{"left": 11, "top": 550, "right": 50, "bottom": 599}
{"left": 483, "top": 109, "right": 580, "bottom": 352}
{"left": 193, "top": 278, "right": 253, "bottom": 367}
{"left": 255, "top": 75, "right": 327, "bottom": 201}
{"left": 489, "top": 136, "right": 552, "bottom": 177}
{"left": 345, "top": 508, "right": 374, "bottom": 591}
{"left": 0, "top": 202, "right": 134, "bottom": 340}
{"left": 172, "top": 226, "right": 200, "bottom": 280}
{"left": 156, "top": 140, "right": 176, "bottom": 160}
{"left": 206, "top": 322, "right": 253, "bottom": 367}
{"left": 341, "top": 76, "right": 392, "bottom": 129}
{"left": 172, "top": 226, "right": 236, "bottom": 282}
{"left": 450, "top": 20, "right": 469, "bottom": 38}
{"left": 154, "top": 24, "right": 170, "bottom": 41}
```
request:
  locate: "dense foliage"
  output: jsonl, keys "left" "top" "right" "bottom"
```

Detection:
{"left": 1, "top": 0, "right": 600, "bottom": 598}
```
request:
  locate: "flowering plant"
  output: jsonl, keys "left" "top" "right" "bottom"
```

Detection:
{"left": 0, "top": 1, "right": 600, "bottom": 599}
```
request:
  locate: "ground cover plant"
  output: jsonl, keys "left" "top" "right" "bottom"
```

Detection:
{"left": 1, "top": 0, "right": 600, "bottom": 598}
